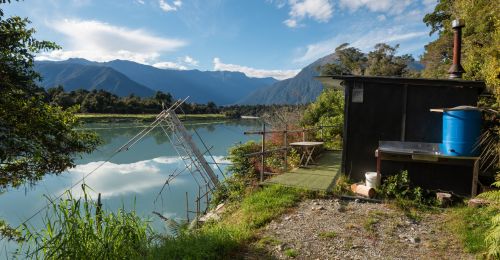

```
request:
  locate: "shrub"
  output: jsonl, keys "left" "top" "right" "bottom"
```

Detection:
{"left": 302, "top": 89, "right": 344, "bottom": 150}
{"left": 378, "top": 170, "right": 437, "bottom": 207}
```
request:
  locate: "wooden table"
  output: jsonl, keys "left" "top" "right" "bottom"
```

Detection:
{"left": 375, "top": 149, "right": 480, "bottom": 197}
{"left": 290, "top": 141, "right": 324, "bottom": 167}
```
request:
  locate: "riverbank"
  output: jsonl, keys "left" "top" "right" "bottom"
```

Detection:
{"left": 76, "top": 113, "right": 227, "bottom": 123}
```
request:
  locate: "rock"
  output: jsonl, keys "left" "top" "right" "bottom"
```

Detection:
{"left": 354, "top": 199, "right": 360, "bottom": 203}
{"left": 436, "top": 192, "right": 452, "bottom": 207}
{"left": 468, "top": 198, "right": 490, "bottom": 208}
{"left": 409, "top": 237, "right": 421, "bottom": 243}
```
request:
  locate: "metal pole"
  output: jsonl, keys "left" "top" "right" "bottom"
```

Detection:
{"left": 284, "top": 125, "right": 288, "bottom": 172}
{"left": 261, "top": 123, "right": 265, "bottom": 182}
{"left": 206, "top": 183, "right": 209, "bottom": 210}
{"left": 185, "top": 192, "right": 189, "bottom": 222}
{"left": 197, "top": 186, "right": 201, "bottom": 219}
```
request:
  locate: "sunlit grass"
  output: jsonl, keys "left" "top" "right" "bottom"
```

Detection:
{"left": 150, "top": 184, "right": 306, "bottom": 258}
{"left": 447, "top": 206, "right": 498, "bottom": 255}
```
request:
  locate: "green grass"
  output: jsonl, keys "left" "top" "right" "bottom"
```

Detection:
{"left": 150, "top": 184, "right": 307, "bottom": 259}
{"left": 448, "top": 206, "right": 498, "bottom": 255}
{"left": 318, "top": 231, "right": 337, "bottom": 239}
{"left": 256, "top": 236, "right": 281, "bottom": 248}
{"left": 284, "top": 248, "right": 299, "bottom": 258}
{"left": 363, "top": 216, "right": 380, "bottom": 233}
{"left": 237, "top": 185, "right": 305, "bottom": 229}
{"left": 76, "top": 113, "right": 226, "bottom": 122}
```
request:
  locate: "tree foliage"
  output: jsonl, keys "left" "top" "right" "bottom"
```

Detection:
{"left": 320, "top": 43, "right": 366, "bottom": 76}
{"left": 302, "top": 89, "right": 344, "bottom": 149}
{"left": 0, "top": 1, "right": 100, "bottom": 190}
{"left": 321, "top": 43, "right": 416, "bottom": 77}
{"left": 365, "top": 43, "right": 415, "bottom": 76}
{"left": 421, "top": 0, "right": 499, "bottom": 106}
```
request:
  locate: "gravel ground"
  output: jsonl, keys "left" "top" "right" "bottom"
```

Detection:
{"left": 254, "top": 198, "right": 472, "bottom": 260}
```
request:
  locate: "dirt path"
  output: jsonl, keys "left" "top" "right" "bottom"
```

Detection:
{"left": 254, "top": 198, "right": 472, "bottom": 260}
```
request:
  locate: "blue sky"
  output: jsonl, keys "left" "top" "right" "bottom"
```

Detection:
{"left": 4, "top": 0, "right": 438, "bottom": 79}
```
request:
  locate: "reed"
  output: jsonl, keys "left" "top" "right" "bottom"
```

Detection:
{"left": 16, "top": 185, "right": 154, "bottom": 259}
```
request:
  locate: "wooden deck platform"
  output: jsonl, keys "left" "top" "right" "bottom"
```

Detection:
{"left": 263, "top": 151, "right": 342, "bottom": 191}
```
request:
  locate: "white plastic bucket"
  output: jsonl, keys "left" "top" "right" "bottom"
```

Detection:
{"left": 365, "top": 172, "right": 380, "bottom": 189}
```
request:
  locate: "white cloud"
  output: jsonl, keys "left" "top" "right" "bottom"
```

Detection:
{"left": 377, "top": 14, "right": 386, "bottom": 21}
{"left": 135, "top": 0, "right": 145, "bottom": 4}
{"left": 65, "top": 157, "right": 186, "bottom": 198}
{"left": 152, "top": 55, "right": 199, "bottom": 70}
{"left": 338, "top": 0, "right": 411, "bottom": 15}
{"left": 183, "top": 55, "right": 199, "bottom": 66}
{"left": 294, "top": 26, "right": 429, "bottom": 64}
{"left": 36, "top": 19, "right": 186, "bottom": 64}
{"left": 159, "top": 0, "right": 181, "bottom": 12}
{"left": 62, "top": 155, "right": 228, "bottom": 198}
{"left": 213, "top": 58, "right": 299, "bottom": 80}
{"left": 283, "top": 0, "right": 333, "bottom": 28}
{"left": 153, "top": 61, "right": 188, "bottom": 70}
{"left": 173, "top": 0, "right": 182, "bottom": 7}
{"left": 284, "top": 19, "right": 299, "bottom": 28}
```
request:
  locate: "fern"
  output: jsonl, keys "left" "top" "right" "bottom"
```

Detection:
{"left": 478, "top": 179, "right": 500, "bottom": 203}
{"left": 485, "top": 214, "right": 500, "bottom": 259}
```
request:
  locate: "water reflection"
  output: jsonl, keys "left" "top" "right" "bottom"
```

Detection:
{"left": 0, "top": 119, "right": 259, "bottom": 234}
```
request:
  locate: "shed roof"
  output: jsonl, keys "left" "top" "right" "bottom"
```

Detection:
{"left": 316, "top": 75, "right": 486, "bottom": 90}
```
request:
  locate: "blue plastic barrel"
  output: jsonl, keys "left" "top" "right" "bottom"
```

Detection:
{"left": 440, "top": 107, "right": 481, "bottom": 156}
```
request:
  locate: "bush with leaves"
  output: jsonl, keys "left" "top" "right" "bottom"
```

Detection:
{"left": 212, "top": 140, "right": 301, "bottom": 206}
{"left": 378, "top": 171, "right": 437, "bottom": 207}
{"left": 302, "top": 89, "right": 344, "bottom": 149}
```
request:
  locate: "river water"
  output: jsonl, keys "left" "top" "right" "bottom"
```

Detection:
{"left": 0, "top": 119, "right": 260, "bottom": 256}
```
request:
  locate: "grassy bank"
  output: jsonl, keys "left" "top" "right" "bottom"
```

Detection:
{"left": 76, "top": 113, "right": 227, "bottom": 123}
{"left": 447, "top": 206, "right": 499, "bottom": 257}
{"left": 149, "top": 185, "right": 311, "bottom": 259}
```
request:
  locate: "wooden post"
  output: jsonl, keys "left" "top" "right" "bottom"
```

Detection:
{"left": 284, "top": 125, "right": 288, "bottom": 172}
{"left": 472, "top": 159, "right": 479, "bottom": 197}
{"left": 302, "top": 127, "right": 306, "bottom": 142}
{"left": 185, "top": 192, "right": 189, "bottom": 222}
{"left": 261, "top": 123, "right": 266, "bottom": 182}
{"left": 320, "top": 126, "right": 324, "bottom": 141}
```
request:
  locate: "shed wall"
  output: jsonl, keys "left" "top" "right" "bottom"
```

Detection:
{"left": 342, "top": 80, "right": 480, "bottom": 183}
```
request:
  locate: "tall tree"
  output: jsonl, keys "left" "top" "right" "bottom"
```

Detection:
{"left": 365, "top": 43, "right": 415, "bottom": 76}
{"left": 321, "top": 43, "right": 415, "bottom": 77}
{"left": 0, "top": 1, "right": 100, "bottom": 190}
{"left": 320, "top": 43, "right": 366, "bottom": 76}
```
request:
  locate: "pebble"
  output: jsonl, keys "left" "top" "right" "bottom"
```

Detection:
{"left": 409, "top": 237, "right": 421, "bottom": 243}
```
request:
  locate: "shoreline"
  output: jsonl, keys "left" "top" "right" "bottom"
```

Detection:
{"left": 76, "top": 113, "right": 228, "bottom": 123}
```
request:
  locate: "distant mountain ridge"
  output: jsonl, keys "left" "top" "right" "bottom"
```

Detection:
{"left": 35, "top": 59, "right": 278, "bottom": 105}
{"left": 35, "top": 62, "right": 155, "bottom": 97}
{"left": 238, "top": 53, "right": 338, "bottom": 105}
{"left": 238, "top": 54, "right": 425, "bottom": 105}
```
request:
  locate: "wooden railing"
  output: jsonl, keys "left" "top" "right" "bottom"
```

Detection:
{"left": 244, "top": 124, "right": 337, "bottom": 182}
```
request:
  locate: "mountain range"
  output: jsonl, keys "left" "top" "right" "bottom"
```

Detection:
{"left": 35, "top": 59, "right": 278, "bottom": 105}
{"left": 35, "top": 56, "right": 423, "bottom": 105}
{"left": 238, "top": 53, "right": 337, "bottom": 105}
